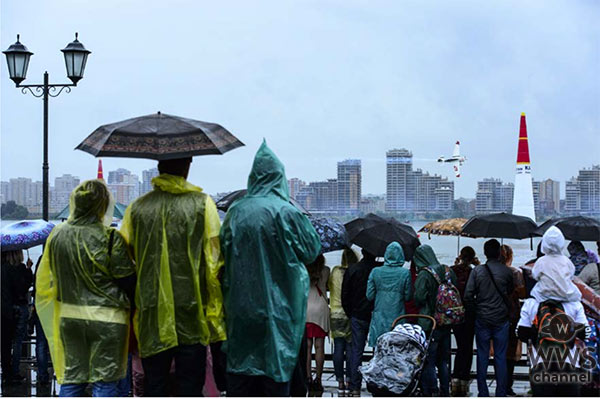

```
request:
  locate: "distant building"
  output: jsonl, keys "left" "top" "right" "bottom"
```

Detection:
{"left": 108, "top": 168, "right": 140, "bottom": 205}
{"left": 141, "top": 168, "right": 159, "bottom": 196}
{"left": 337, "top": 160, "right": 361, "bottom": 213}
{"left": 51, "top": 174, "right": 81, "bottom": 213}
{"left": 475, "top": 178, "right": 514, "bottom": 214}
{"left": 287, "top": 178, "right": 306, "bottom": 200}
{"left": 533, "top": 178, "right": 560, "bottom": 214}
{"left": 2, "top": 177, "right": 44, "bottom": 213}
{"left": 386, "top": 149, "right": 453, "bottom": 213}
{"left": 296, "top": 179, "right": 338, "bottom": 213}
{"left": 360, "top": 195, "right": 386, "bottom": 214}
{"left": 564, "top": 165, "right": 600, "bottom": 213}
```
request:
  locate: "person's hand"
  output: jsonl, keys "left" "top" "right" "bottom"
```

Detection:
{"left": 26, "top": 258, "right": 33, "bottom": 268}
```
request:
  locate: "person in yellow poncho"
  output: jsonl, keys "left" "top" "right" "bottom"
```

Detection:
{"left": 120, "top": 157, "right": 226, "bottom": 397}
{"left": 36, "top": 180, "right": 136, "bottom": 397}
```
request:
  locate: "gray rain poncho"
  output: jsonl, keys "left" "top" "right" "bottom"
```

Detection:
{"left": 530, "top": 226, "right": 581, "bottom": 302}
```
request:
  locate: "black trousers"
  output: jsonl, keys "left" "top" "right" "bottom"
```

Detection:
{"left": 142, "top": 344, "right": 206, "bottom": 397}
{"left": 210, "top": 342, "right": 227, "bottom": 392}
{"left": 451, "top": 315, "right": 475, "bottom": 380}
{"left": 1, "top": 314, "right": 14, "bottom": 381}
{"left": 226, "top": 373, "right": 290, "bottom": 397}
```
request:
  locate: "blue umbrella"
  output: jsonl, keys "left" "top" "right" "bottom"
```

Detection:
{"left": 310, "top": 217, "right": 349, "bottom": 254}
{"left": 1, "top": 219, "right": 55, "bottom": 251}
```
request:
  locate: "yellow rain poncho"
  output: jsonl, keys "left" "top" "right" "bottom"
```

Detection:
{"left": 120, "top": 173, "right": 226, "bottom": 358}
{"left": 328, "top": 248, "right": 359, "bottom": 341}
{"left": 220, "top": 141, "right": 321, "bottom": 382}
{"left": 36, "top": 180, "right": 135, "bottom": 384}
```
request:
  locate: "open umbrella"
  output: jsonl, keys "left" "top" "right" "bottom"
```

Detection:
{"left": 1, "top": 219, "right": 55, "bottom": 251}
{"left": 56, "top": 202, "right": 128, "bottom": 220}
{"left": 419, "top": 217, "right": 471, "bottom": 256}
{"left": 309, "top": 217, "right": 349, "bottom": 253}
{"left": 461, "top": 212, "right": 537, "bottom": 240}
{"left": 345, "top": 213, "right": 420, "bottom": 260}
{"left": 216, "top": 189, "right": 310, "bottom": 216}
{"left": 532, "top": 216, "right": 600, "bottom": 242}
{"left": 75, "top": 112, "right": 244, "bottom": 160}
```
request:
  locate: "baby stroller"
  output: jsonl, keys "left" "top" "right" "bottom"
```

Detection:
{"left": 360, "top": 314, "right": 436, "bottom": 397}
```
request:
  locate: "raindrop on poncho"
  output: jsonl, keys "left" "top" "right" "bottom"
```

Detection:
{"left": 36, "top": 180, "right": 135, "bottom": 384}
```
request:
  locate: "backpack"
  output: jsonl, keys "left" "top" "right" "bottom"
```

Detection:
{"left": 532, "top": 300, "right": 576, "bottom": 364}
{"left": 425, "top": 266, "right": 465, "bottom": 326}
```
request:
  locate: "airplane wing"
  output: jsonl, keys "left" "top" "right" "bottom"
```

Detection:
{"left": 453, "top": 163, "right": 461, "bottom": 178}
{"left": 453, "top": 141, "right": 460, "bottom": 157}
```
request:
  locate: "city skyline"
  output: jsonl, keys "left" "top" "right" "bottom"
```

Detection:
{"left": 1, "top": 1, "right": 598, "bottom": 199}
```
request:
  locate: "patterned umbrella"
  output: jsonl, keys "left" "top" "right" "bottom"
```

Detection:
{"left": 75, "top": 112, "right": 244, "bottom": 160}
{"left": 1, "top": 219, "right": 55, "bottom": 251}
{"left": 309, "top": 217, "right": 349, "bottom": 253}
{"left": 419, "top": 218, "right": 471, "bottom": 238}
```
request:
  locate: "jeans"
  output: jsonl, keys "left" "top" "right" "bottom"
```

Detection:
{"left": 333, "top": 337, "right": 351, "bottom": 383}
{"left": 59, "top": 381, "right": 118, "bottom": 397}
{"left": 116, "top": 353, "right": 132, "bottom": 396}
{"left": 420, "top": 326, "right": 451, "bottom": 397}
{"left": 348, "top": 317, "right": 370, "bottom": 391}
{"left": 475, "top": 319, "right": 509, "bottom": 397}
{"left": 11, "top": 305, "right": 29, "bottom": 376}
{"left": 35, "top": 316, "right": 50, "bottom": 382}
{"left": 142, "top": 343, "right": 206, "bottom": 397}
{"left": 452, "top": 314, "right": 475, "bottom": 380}
{"left": 226, "top": 373, "right": 290, "bottom": 396}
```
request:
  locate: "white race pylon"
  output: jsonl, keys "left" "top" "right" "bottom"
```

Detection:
{"left": 512, "top": 113, "right": 536, "bottom": 221}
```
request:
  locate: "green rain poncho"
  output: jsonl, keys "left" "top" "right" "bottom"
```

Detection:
{"left": 220, "top": 141, "right": 321, "bottom": 382}
{"left": 366, "top": 242, "right": 412, "bottom": 347}
{"left": 413, "top": 244, "right": 456, "bottom": 333}
{"left": 36, "top": 180, "right": 135, "bottom": 384}
{"left": 120, "top": 174, "right": 226, "bottom": 358}
{"left": 328, "top": 249, "right": 358, "bottom": 341}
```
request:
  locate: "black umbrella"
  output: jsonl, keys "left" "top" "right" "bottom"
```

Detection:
{"left": 344, "top": 213, "right": 420, "bottom": 260}
{"left": 533, "top": 216, "right": 600, "bottom": 242}
{"left": 216, "top": 189, "right": 310, "bottom": 216}
{"left": 76, "top": 112, "right": 244, "bottom": 160}
{"left": 461, "top": 212, "right": 537, "bottom": 239}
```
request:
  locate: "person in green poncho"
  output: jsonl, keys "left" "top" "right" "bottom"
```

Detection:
{"left": 366, "top": 242, "right": 412, "bottom": 347}
{"left": 36, "top": 179, "right": 136, "bottom": 397}
{"left": 220, "top": 141, "right": 321, "bottom": 396}
{"left": 120, "top": 157, "right": 226, "bottom": 397}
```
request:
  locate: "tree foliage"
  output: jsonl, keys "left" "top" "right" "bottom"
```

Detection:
{"left": 1, "top": 201, "right": 29, "bottom": 219}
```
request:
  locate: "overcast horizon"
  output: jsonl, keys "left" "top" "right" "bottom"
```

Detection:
{"left": 2, "top": 0, "right": 599, "bottom": 198}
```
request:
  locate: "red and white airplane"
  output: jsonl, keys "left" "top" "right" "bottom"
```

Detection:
{"left": 437, "top": 141, "right": 466, "bottom": 178}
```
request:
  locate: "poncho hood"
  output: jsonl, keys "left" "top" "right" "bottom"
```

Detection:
{"left": 383, "top": 242, "right": 405, "bottom": 267}
{"left": 152, "top": 174, "right": 203, "bottom": 194}
{"left": 68, "top": 179, "right": 112, "bottom": 226}
{"left": 413, "top": 244, "right": 440, "bottom": 270}
{"left": 541, "top": 226, "right": 565, "bottom": 255}
{"left": 247, "top": 140, "right": 289, "bottom": 200}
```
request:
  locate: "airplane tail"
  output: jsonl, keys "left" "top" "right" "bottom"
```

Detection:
{"left": 453, "top": 141, "right": 460, "bottom": 157}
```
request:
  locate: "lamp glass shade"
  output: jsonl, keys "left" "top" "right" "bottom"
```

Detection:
{"left": 3, "top": 36, "right": 33, "bottom": 85}
{"left": 61, "top": 34, "right": 91, "bottom": 84}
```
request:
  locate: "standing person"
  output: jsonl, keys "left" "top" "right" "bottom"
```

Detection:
{"left": 31, "top": 257, "right": 50, "bottom": 386}
{"left": 413, "top": 244, "right": 457, "bottom": 397}
{"left": 36, "top": 180, "right": 136, "bottom": 397}
{"left": 220, "top": 141, "right": 321, "bottom": 396}
{"left": 9, "top": 251, "right": 33, "bottom": 383}
{"left": 328, "top": 248, "right": 359, "bottom": 397}
{"left": 366, "top": 242, "right": 411, "bottom": 347}
{"left": 342, "top": 249, "right": 380, "bottom": 397}
{"left": 121, "top": 157, "right": 226, "bottom": 397}
{"left": 450, "top": 246, "right": 479, "bottom": 396}
{"left": 500, "top": 245, "right": 526, "bottom": 396}
{"left": 305, "top": 254, "right": 330, "bottom": 394}
{"left": 1, "top": 252, "right": 17, "bottom": 384}
{"left": 579, "top": 259, "right": 600, "bottom": 294}
{"left": 568, "top": 241, "right": 591, "bottom": 276}
{"left": 464, "top": 239, "right": 514, "bottom": 397}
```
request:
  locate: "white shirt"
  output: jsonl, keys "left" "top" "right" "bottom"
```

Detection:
{"left": 518, "top": 298, "right": 587, "bottom": 367}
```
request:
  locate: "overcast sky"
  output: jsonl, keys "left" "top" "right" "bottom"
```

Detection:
{"left": 1, "top": 0, "right": 598, "bottom": 198}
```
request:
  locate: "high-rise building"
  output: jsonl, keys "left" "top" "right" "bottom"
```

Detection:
{"left": 337, "top": 160, "right": 361, "bottom": 213}
{"left": 288, "top": 178, "right": 306, "bottom": 200}
{"left": 475, "top": 178, "right": 513, "bottom": 214}
{"left": 534, "top": 178, "right": 560, "bottom": 214}
{"left": 565, "top": 178, "right": 581, "bottom": 212}
{"left": 108, "top": 168, "right": 140, "bottom": 205}
{"left": 512, "top": 113, "right": 536, "bottom": 221}
{"left": 565, "top": 165, "right": 600, "bottom": 213}
{"left": 386, "top": 149, "right": 413, "bottom": 212}
{"left": 141, "top": 168, "right": 159, "bottom": 196}
{"left": 52, "top": 174, "right": 81, "bottom": 212}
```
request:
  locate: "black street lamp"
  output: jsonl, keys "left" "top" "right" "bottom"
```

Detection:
{"left": 3, "top": 33, "right": 91, "bottom": 221}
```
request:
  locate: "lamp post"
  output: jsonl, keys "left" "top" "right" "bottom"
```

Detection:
{"left": 3, "top": 33, "right": 91, "bottom": 221}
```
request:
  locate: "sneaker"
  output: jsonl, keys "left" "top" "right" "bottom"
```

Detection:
{"left": 507, "top": 388, "right": 517, "bottom": 397}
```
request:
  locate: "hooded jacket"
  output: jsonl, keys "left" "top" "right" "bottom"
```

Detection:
{"left": 220, "top": 141, "right": 321, "bottom": 382}
{"left": 328, "top": 249, "right": 359, "bottom": 340}
{"left": 366, "top": 242, "right": 412, "bottom": 346}
{"left": 413, "top": 245, "right": 456, "bottom": 332}
{"left": 530, "top": 226, "right": 581, "bottom": 302}
{"left": 120, "top": 173, "right": 226, "bottom": 358}
{"left": 36, "top": 180, "right": 136, "bottom": 384}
